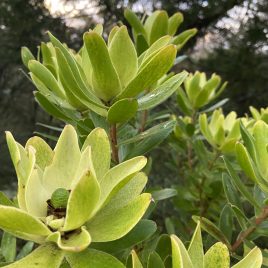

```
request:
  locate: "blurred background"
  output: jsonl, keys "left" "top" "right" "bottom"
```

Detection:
{"left": 0, "top": 0, "right": 267, "bottom": 192}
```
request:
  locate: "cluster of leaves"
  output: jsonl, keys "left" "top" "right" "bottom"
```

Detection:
{"left": 0, "top": 8, "right": 267, "bottom": 268}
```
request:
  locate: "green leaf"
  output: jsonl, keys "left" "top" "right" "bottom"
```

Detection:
{"left": 118, "top": 45, "right": 176, "bottom": 99}
{"left": 46, "top": 227, "right": 91, "bottom": 252}
{"left": 42, "top": 125, "right": 81, "bottom": 194}
{"left": 4, "top": 244, "right": 64, "bottom": 268}
{"left": 230, "top": 205, "right": 250, "bottom": 230}
{"left": 138, "top": 71, "right": 188, "bottom": 111}
{"left": 219, "top": 205, "right": 233, "bottom": 243}
{"left": 192, "top": 216, "right": 231, "bottom": 248}
{"left": 171, "top": 28, "right": 197, "bottom": 49}
{"left": 232, "top": 247, "right": 262, "bottom": 268}
{"left": 223, "top": 156, "right": 260, "bottom": 208}
{"left": 151, "top": 188, "right": 177, "bottom": 201}
{"left": 136, "top": 34, "right": 149, "bottom": 55}
{"left": 1, "top": 233, "right": 16, "bottom": 262}
{"left": 16, "top": 242, "right": 34, "bottom": 260}
{"left": 21, "top": 47, "right": 35, "bottom": 68}
{"left": 109, "top": 26, "right": 138, "bottom": 88}
{"left": 155, "top": 234, "right": 171, "bottom": 262}
{"left": 98, "top": 156, "right": 147, "bottom": 206}
{"left": 129, "top": 250, "right": 143, "bottom": 268}
{"left": 148, "top": 11, "right": 169, "bottom": 45}
{"left": 188, "top": 221, "right": 204, "bottom": 268}
{"left": 83, "top": 32, "right": 121, "bottom": 102}
{"left": 82, "top": 128, "right": 111, "bottom": 181}
{"left": 0, "top": 205, "right": 51, "bottom": 243}
{"left": 124, "top": 9, "right": 146, "bottom": 36}
{"left": 222, "top": 173, "right": 243, "bottom": 210}
{"left": 66, "top": 248, "right": 125, "bottom": 268}
{"left": 63, "top": 171, "right": 100, "bottom": 231}
{"left": 147, "top": 252, "right": 165, "bottom": 268}
{"left": 204, "top": 242, "right": 230, "bottom": 268}
{"left": 25, "top": 136, "right": 54, "bottom": 171}
{"left": 108, "top": 98, "right": 138, "bottom": 123}
{"left": 91, "top": 220, "right": 157, "bottom": 254}
{"left": 28, "top": 60, "right": 65, "bottom": 99}
{"left": 86, "top": 193, "right": 151, "bottom": 242}
{"left": 168, "top": 12, "right": 183, "bottom": 35}
{"left": 177, "top": 87, "right": 193, "bottom": 116}
{"left": 0, "top": 192, "right": 15, "bottom": 207}
{"left": 171, "top": 235, "right": 193, "bottom": 268}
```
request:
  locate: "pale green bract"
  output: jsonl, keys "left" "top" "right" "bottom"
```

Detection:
{"left": 129, "top": 222, "right": 263, "bottom": 268}
{"left": 2, "top": 125, "right": 151, "bottom": 267}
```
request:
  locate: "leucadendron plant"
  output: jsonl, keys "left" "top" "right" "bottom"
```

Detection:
{"left": 21, "top": 25, "right": 188, "bottom": 125}
{"left": 0, "top": 125, "right": 151, "bottom": 267}
{"left": 124, "top": 9, "right": 197, "bottom": 55}
{"left": 127, "top": 222, "right": 262, "bottom": 267}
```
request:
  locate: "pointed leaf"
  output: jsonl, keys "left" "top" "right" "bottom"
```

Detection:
{"left": 138, "top": 71, "right": 188, "bottom": 111}
{"left": 118, "top": 45, "right": 176, "bottom": 99}
{"left": 188, "top": 221, "right": 204, "bottom": 268}
{"left": 147, "top": 252, "right": 165, "bottom": 268}
{"left": 83, "top": 32, "right": 121, "bottom": 102}
{"left": 109, "top": 26, "right": 138, "bottom": 88}
{"left": 21, "top": 47, "right": 35, "bottom": 68}
{"left": 124, "top": 9, "right": 146, "bottom": 36}
{"left": 1, "top": 233, "right": 16, "bottom": 262}
{"left": 82, "top": 128, "right": 111, "bottom": 180}
{"left": 63, "top": 171, "right": 100, "bottom": 231}
{"left": 168, "top": 12, "right": 183, "bottom": 35}
{"left": 232, "top": 247, "right": 262, "bottom": 268}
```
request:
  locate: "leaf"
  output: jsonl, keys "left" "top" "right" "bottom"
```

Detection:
{"left": 223, "top": 156, "right": 260, "bottom": 208}
{"left": 82, "top": 128, "right": 111, "bottom": 181}
{"left": 16, "top": 242, "right": 34, "bottom": 260}
{"left": 232, "top": 247, "right": 262, "bottom": 268}
{"left": 91, "top": 220, "right": 157, "bottom": 254}
{"left": 147, "top": 252, "right": 165, "bottom": 268}
{"left": 188, "top": 221, "right": 204, "bottom": 268}
{"left": 219, "top": 205, "right": 233, "bottom": 243}
{"left": 136, "top": 34, "right": 149, "bottom": 55}
{"left": 0, "top": 192, "right": 15, "bottom": 207}
{"left": 129, "top": 250, "right": 143, "bottom": 268}
{"left": 222, "top": 173, "right": 243, "bottom": 210}
{"left": 168, "top": 12, "right": 183, "bottom": 35}
{"left": 171, "top": 28, "right": 197, "bottom": 48}
{"left": 28, "top": 60, "right": 65, "bottom": 99}
{"left": 119, "top": 120, "right": 176, "bottom": 146}
{"left": 4, "top": 244, "right": 64, "bottom": 268}
{"left": 83, "top": 32, "right": 121, "bottom": 102}
{"left": 108, "top": 98, "right": 138, "bottom": 123}
{"left": 66, "top": 248, "right": 125, "bottom": 268}
{"left": 86, "top": 193, "right": 151, "bottom": 242}
{"left": 63, "top": 171, "right": 100, "bottom": 231}
{"left": 109, "top": 26, "right": 138, "bottom": 88}
{"left": 118, "top": 45, "right": 176, "bottom": 99}
{"left": 204, "top": 242, "right": 230, "bottom": 268}
{"left": 201, "top": 98, "right": 229, "bottom": 113}
{"left": 46, "top": 227, "right": 91, "bottom": 252}
{"left": 124, "top": 121, "right": 176, "bottom": 159}
{"left": 1, "top": 233, "right": 16, "bottom": 262}
{"left": 137, "top": 71, "right": 188, "bottom": 111}
{"left": 148, "top": 11, "right": 168, "bottom": 45}
{"left": 192, "top": 216, "right": 231, "bottom": 248}
{"left": 155, "top": 234, "right": 172, "bottom": 262}
{"left": 124, "top": 9, "right": 146, "bottom": 36}
{"left": 151, "top": 188, "right": 177, "bottom": 201}
{"left": 230, "top": 205, "right": 250, "bottom": 230}
{"left": 0, "top": 205, "right": 51, "bottom": 243}
{"left": 21, "top": 47, "right": 35, "bottom": 67}
{"left": 171, "top": 235, "right": 193, "bottom": 268}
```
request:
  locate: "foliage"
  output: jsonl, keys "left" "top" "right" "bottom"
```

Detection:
{"left": 0, "top": 6, "right": 267, "bottom": 268}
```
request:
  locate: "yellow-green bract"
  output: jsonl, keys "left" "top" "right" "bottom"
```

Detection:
{"left": 1, "top": 125, "right": 151, "bottom": 266}
{"left": 129, "top": 222, "right": 263, "bottom": 268}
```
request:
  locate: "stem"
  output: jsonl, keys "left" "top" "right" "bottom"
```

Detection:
{"left": 231, "top": 206, "right": 268, "bottom": 252}
{"left": 139, "top": 110, "right": 148, "bottom": 133}
{"left": 110, "top": 123, "right": 119, "bottom": 164}
{"left": 187, "top": 140, "right": 193, "bottom": 169}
